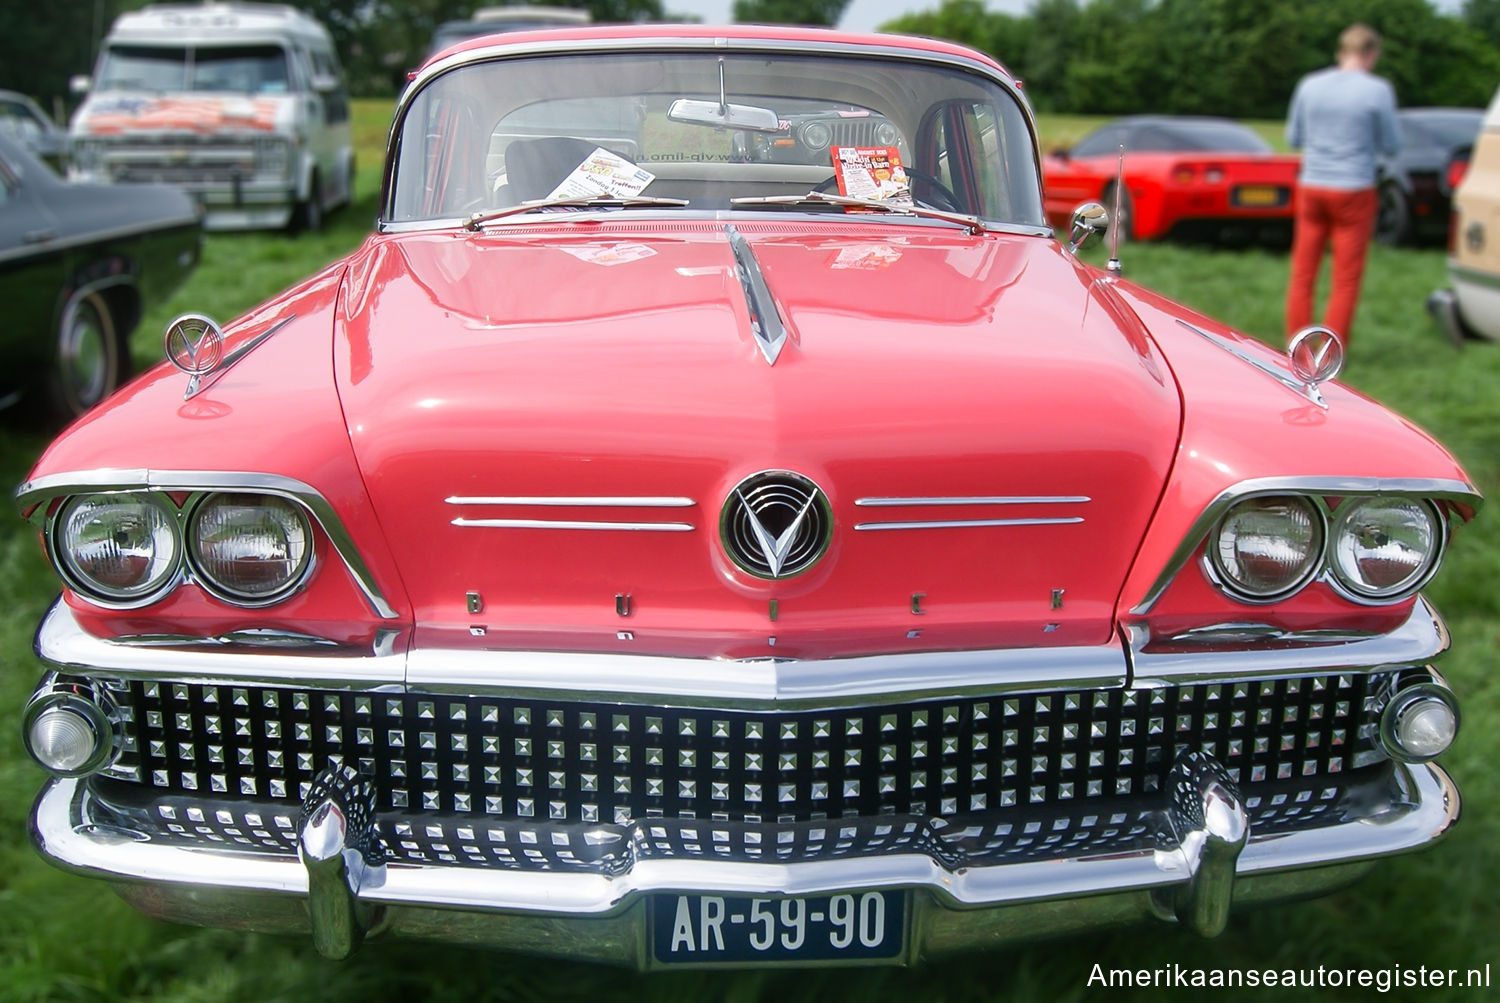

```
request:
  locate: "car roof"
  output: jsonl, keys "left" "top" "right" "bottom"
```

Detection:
{"left": 419, "top": 22, "right": 1013, "bottom": 82}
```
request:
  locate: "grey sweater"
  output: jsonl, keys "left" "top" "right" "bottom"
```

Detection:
{"left": 1286, "top": 66, "right": 1401, "bottom": 190}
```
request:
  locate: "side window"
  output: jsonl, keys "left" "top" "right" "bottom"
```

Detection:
{"left": 313, "top": 47, "right": 350, "bottom": 125}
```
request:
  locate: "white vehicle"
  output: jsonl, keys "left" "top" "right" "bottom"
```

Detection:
{"left": 68, "top": 2, "right": 354, "bottom": 231}
{"left": 1429, "top": 85, "right": 1500, "bottom": 343}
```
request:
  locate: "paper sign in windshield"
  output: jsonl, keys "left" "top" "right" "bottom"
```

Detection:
{"left": 547, "top": 148, "right": 656, "bottom": 200}
{"left": 831, "top": 146, "right": 913, "bottom": 208}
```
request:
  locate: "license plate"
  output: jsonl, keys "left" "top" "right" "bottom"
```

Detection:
{"left": 1234, "top": 185, "right": 1283, "bottom": 206}
{"left": 650, "top": 891, "right": 906, "bottom": 965}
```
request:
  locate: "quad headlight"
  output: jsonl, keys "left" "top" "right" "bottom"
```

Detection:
{"left": 1209, "top": 495, "right": 1323, "bottom": 601}
{"left": 189, "top": 493, "right": 313, "bottom": 604}
{"left": 1205, "top": 493, "right": 1446, "bottom": 605}
{"left": 53, "top": 493, "right": 181, "bottom": 604}
{"left": 1329, "top": 498, "right": 1442, "bottom": 601}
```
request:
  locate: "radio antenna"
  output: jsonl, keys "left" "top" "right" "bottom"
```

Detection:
{"left": 1107, "top": 145, "right": 1124, "bottom": 274}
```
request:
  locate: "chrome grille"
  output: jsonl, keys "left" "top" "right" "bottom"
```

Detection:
{"left": 92, "top": 777, "right": 1352, "bottom": 872}
{"left": 108, "top": 673, "right": 1385, "bottom": 825}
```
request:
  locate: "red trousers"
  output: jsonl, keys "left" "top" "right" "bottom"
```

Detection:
{"left": 1284, "top": 186, "right": 1378, "bottom": 344}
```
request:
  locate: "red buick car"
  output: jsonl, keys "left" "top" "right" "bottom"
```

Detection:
{"left": 1044, "top": 115, "right": 1301, "bottom": 244}
{"left": 17, "top": 25, "right": 1477, "bottom": 969}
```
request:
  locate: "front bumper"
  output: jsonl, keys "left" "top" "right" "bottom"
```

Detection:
{"left": 34, "top": 758, "right": 1455, "bottom": 967}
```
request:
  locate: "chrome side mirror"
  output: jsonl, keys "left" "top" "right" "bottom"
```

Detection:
{"left": 1068, "top": 202, "right": 1109, "bottom": 253}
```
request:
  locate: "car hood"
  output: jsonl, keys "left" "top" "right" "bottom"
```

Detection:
{"left": 334, "top": 221, "right": 1181, "bottom": 659}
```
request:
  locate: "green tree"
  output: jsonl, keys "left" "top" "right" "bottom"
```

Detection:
{"left": 733, "top": 0, "right": 849, "bottom": 26}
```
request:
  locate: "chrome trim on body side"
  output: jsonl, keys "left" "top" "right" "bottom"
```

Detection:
{"left": 853, "top": 495, "right": 1089, "bottom": 531}
{"left": 1131, "top": 476, "right": 1481, "bottom": 616}
{"left": 1128, "top": 595, "right": 1448, "bottom": 685}
{"left": 445, "top": 496, "right": 695, "bottom": 507}
{"left": 855, "top": 517, "right": 1082, "bottom": 531}
{"left": 36, "top": 603, "right": 404, "bottom": 690}
{"left": 446, "top": 495, "right": 697, "bottom": 531}
{"left": 17, "top": 470, "right": 399, "bottom": 620}
{"left": 855, "top": 496, "right": 1091, "bottom": 507}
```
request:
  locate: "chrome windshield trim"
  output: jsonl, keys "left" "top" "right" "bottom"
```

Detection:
{"left": 855, "top": 496, "right": 1091, "bottom": 507}
{"left": 1130, "top": 476, "right": 1482, "bottom": 616}
{"left": 1127, "top": 595, "right": 1448, "bottom": 685}
{"left": 725, "top": 224, "right": 788, "bottom": 365}
{"left": 36, "top": 602, "right": 405, "bottom": 691}
{"left": 16, "top": 470, "right": 400, "bottom": 621}
{"left": 445, "top": 496, "right": 695, "bottom": 507}
{"left": 854, "top": 517, "right": 1083, "bottom": 531}
{"left": 451, "top": 518, "right": 695, "bottom": 532}
{"left": 34, "top": 761, "right": 1455, "bottom": 915}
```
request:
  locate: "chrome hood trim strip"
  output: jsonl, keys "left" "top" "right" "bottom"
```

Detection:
{"left": 725, "top": 224, "right": 788, "bottom": 365}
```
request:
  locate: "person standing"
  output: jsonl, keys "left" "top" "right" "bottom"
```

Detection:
{"left": 1284, "top": 23, "right": 1401, "bottom": 347}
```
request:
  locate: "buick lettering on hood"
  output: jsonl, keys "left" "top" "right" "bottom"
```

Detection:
{"left": 18, "top": 25, "right": 1479, "bottom": 968}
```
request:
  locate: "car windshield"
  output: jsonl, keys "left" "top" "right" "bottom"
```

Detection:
{"left": 388, "top": 49, "right": 1044, "bottom": 226}
{"left": 98, "top": 44, "right": 290, "bottom": 93}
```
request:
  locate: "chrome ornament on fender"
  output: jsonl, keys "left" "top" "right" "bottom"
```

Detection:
{"left": 720, "top": 471, "right": 832, "bottom": 579}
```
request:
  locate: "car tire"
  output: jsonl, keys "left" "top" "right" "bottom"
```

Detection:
{"left": 1103, "top": 182, "right": 1133, "bottom": 243}
{"left": 295, "top": 171, "right": 324, "bottom": 233}
{"left": 1376, "top": 182, "right": 1411, "bottom": 246}
{"left": 45, "top": 289, "right": 127, "bottom": 421}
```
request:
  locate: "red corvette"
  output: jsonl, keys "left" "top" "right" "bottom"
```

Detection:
{"left": 16, "top": 25, "right": 1478, "bottom": 968}
{"left": 1044, "top": 115, "right": 1301, "bottom": 243}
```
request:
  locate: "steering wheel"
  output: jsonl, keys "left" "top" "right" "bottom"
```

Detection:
{"left": 814, "top": 167, "right": 963, "bottom": 213}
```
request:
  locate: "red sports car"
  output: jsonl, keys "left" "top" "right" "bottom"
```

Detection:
{"left": 1044, "top": 115, "right": 1301, "bottom": 243}
{"left": 16, "top": 25, "right": 1478, "bottom": 968}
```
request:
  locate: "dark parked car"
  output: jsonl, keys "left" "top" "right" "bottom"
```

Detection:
{"left": 428, "top": 5, "right": 590, "bottom": 55}
{"left": 1377, "top": 107, "right": 1483, "bottom": 245}
{"left": 0, "top": 90, "right": 68, "bottom": 170}
{"left": 0, "top": 132, "right": 200, "bottom": 419}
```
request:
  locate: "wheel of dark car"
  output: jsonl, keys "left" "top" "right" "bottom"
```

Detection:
{"left": 1103, "top": 182, "right": 1133, "bottom": 242}
{"left": 45, "top": 289, "right": 126, "bottom": 421}
{"left": 1376, "top": 182, "right": 1411, "bottom": 246}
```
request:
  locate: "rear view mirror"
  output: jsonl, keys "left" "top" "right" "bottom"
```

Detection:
{"left": 668, "top": 98, "right": 780, "bottom": 134}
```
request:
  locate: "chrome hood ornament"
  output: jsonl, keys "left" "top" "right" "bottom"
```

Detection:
{"left": 164, "top": 312, "right": 295, "bottom": 399}
{"left": 720, "top": 471, "right": 832, "bottom": 579}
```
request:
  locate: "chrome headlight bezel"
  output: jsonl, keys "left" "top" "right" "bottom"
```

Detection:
{"left": 1205, "top": 494, "right": 1326, "bottom": 603}
{"left": 49, "top": 492, "right": 184, "bottom": 608}
{"left": 186, "top": 491, "right": 316, "bottom": 606}
{"left": 1327, "top": 497, "right": 1445, "bottom": 604}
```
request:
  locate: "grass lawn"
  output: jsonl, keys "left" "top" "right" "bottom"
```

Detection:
{"left": 0, "top": 100, "right": 1494, "bottom": 1002}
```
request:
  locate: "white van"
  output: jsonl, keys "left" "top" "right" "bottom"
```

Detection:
{"left": 1430, "top": 85, "right": 1500, "bottom": 342}
{"left": 68, "top": 2, "right": 355, "bottom": 231}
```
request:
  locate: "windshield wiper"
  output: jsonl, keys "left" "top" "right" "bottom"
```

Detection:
{"left": 729, "top": 191, "right": 987, "bottom": 235}
{"left": 464, "top": 195, "right": 690, "bottom": 231}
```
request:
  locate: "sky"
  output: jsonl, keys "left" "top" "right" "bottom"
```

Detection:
{"left": 665, "top": 0, "right": 1030, "bottom": 32}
